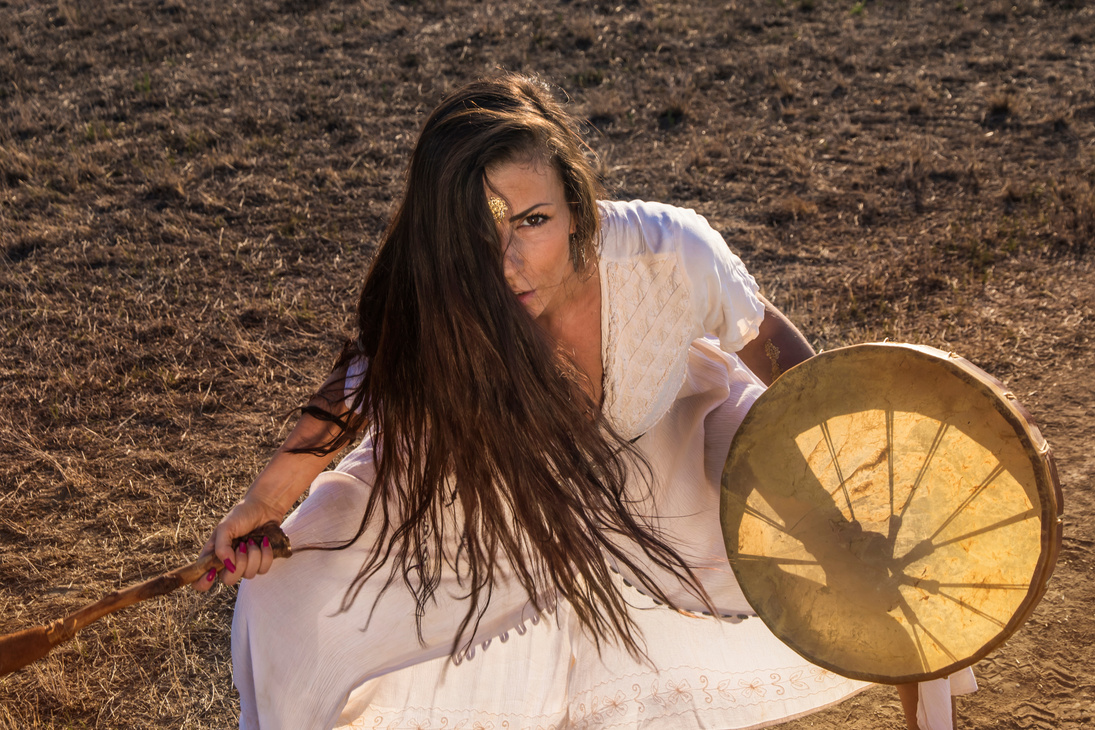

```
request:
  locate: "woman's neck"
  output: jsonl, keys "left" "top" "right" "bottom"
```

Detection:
{"left": 537, "top": 265, "right": 603, "bottom": 405}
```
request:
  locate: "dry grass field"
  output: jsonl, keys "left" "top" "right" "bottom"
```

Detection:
{"left": 1, "top": 0, "right": 1093, "bottom": 727}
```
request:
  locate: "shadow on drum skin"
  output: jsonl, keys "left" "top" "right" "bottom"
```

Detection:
{"left": 733, "top": 452, "right": 926, "bottom": 678}
{"left": 722, "top": 343, "right": 1062, "bottom": 685}
{"left": 729, "top": 420, "right": 1003, "bottom": 681}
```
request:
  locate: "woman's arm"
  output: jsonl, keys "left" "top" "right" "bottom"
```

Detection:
{"left": 736, "top": 294, "right": 815, "bottom": 386}
{"left": 193, "top": 370, "right": 352, "bottom": 591}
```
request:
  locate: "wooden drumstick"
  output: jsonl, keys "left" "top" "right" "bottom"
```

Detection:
{"left": 0, "top": 522, "right": 291, "bottom": 677}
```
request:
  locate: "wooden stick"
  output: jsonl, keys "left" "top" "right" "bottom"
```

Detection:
{"left": 0, "top": 522, "right": 291, "bottom": 677}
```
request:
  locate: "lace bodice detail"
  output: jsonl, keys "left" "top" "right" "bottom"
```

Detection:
{"left": 601, "top": 254, "right": 694, "bottom": 439}
{"left": 598, "top": 200, "right": 763, "bottom": 440}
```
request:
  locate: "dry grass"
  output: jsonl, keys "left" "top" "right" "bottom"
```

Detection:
{"left": 2, "top": 0, "right": 1094, "bottom": 728}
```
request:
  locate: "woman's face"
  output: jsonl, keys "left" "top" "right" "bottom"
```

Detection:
{"left": 485, "top": 157, "right": 578, "bottom": 322}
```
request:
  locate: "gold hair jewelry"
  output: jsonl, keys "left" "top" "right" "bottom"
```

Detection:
{"left": 488, "top": 196, "right": 508, "bottom": 223}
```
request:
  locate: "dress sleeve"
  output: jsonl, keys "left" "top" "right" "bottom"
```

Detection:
{"left": 669, "top": 207, "right": 765, "bottom": 354}
{"left": 344, "top": 355, "right": 368, "bottom": 412}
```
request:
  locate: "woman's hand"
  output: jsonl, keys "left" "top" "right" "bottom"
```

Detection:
{"left": 194, "top": 496, "right": 285, "bottom": 591}
{"left": 192, "top": 369, "right": 354, "bottom": 592}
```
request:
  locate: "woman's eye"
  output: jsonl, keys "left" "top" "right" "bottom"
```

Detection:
{"left": 521, "top": 213, "right": 549, "bottom": 227}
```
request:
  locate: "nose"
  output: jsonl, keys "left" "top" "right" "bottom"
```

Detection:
{"left": 501, "top": 232, "right": 523, "bottom": 279}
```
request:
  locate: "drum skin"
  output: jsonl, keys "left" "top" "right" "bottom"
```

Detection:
{"left": 720, "top": 343, "right": 1063, "bottom": 684}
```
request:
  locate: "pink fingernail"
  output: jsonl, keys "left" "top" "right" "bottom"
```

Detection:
{"left": 262, "top": 536, "right": 270, "bottom": 548}
{"left": 225, "top": 558, "right": 236, "bottom": 573}
{"left": 206, "top": 568, "right": 217, "bottom": 582}
{"left": 248, "top": 539, "right": 257, "bottom": 549}
{"left": 240, "top": 542, "right": 247, "bottom": 554}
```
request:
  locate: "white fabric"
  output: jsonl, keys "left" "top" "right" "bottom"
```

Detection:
{"left": 343, "top": 356, "right": 366, "bottom": 411}
{"left": 334, "top": 581, "right": 875, "bottom": 730}
{"left": 916, "top": 669, "right": 979, "bottom": 730}
{"left": 329, "top": 339, "right": 871, "bottom": 730}
{"left": 598, "top": 200, "right": 764, "bottom": 440}
{"left": 232, "top": 200, "right": 976, "bottom": 729}
{"left": 233, "top": 462, "right": 549, "bottom": 730}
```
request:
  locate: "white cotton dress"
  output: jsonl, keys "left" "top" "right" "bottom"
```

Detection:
{"left": 232, "top": 200, "right": 974, "bottom": 730}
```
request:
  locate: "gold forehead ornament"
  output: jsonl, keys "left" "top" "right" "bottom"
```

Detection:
{"left": 488, "top": 196, "right": 509, "bottom": 223}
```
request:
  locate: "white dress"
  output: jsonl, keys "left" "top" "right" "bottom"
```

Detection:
{"left": 231, "top": 200, "right": 974, "bottom": 730}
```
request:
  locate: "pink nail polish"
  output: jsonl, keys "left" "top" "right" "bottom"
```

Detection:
{"left": 206, "top": 568, "right": 217, "bottom": 582}
{"left": 262, "top": 535, "right": 270, "bottom": 548}
{"left": 225, "top": 558, "right": 236, "bottom": 573}
{"left": 240, "top": 542, "right": 247, "bottom": 554}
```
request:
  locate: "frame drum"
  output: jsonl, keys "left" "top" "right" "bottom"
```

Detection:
{"left": 720, "top": 343, "right": 1062, "bottom": 684}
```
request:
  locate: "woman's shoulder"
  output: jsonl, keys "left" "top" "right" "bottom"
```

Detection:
{"left": 597, "top": 199, "right": 725, "bottom": 260}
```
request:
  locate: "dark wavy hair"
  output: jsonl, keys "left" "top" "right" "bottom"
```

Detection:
{"left": 302, "top": 73, "right": 710, "bottom": 656}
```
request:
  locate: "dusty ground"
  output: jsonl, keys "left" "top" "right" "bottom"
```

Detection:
{"left": 1, "top": 0, "right": 1092, "bottom": 727}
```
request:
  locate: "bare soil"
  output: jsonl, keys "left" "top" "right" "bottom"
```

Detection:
{"left": 1, "top": 0, "right": 1092, "bottom": 727}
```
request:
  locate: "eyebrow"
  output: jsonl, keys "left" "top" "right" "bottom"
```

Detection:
{"left": 509, "top": 203, "right": 551, "bottom": 222}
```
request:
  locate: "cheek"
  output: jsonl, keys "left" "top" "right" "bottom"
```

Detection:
{"left": 544, "top": 235, "right": 571, "bottom": 273}
{"left": 522, "top": 232, "right": 570, "bottom": 273}
{"left": 551, "top": 223, "right": 574, "bottom": 264}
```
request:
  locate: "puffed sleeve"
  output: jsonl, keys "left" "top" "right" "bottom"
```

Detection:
{"left": 344, "top": 355, "right": 368, "bottom": 412}
{"left": 601, "top": 200, "right": 764, "bottom": 354}
{"left": 672, "top": 207, "right": 764, "bottom": 354}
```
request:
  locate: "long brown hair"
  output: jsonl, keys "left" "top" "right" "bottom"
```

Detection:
{"left": 303, "top": 73, "right": 710, "bottom": 655}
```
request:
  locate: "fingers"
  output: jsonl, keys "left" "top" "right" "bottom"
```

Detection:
{"left": 221, "top": 541, "right": 247, "bottom": 587}
{"left": 258, "top": 534, "right": 275, "bottom": 575}
{"left": 241, "top": 540, "right": 262, "bottom": 581}
{"left": 193, "top": 562, "right": 220, "bottom": 593}
{"left": 221, "top": 536, "right": 275, "bottom": 587}
{"left": 193, "top": 498, "right": 284, "bottom": 592}
{"left": 243, "top": 537, "right": 275, "bottom": 579}
{"left": 213, "top": 523, "right": 237, "bottom": 568}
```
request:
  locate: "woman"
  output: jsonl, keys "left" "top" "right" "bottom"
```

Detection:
{"left": 195, "top": 73, "right": 972, "bottom": 729}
